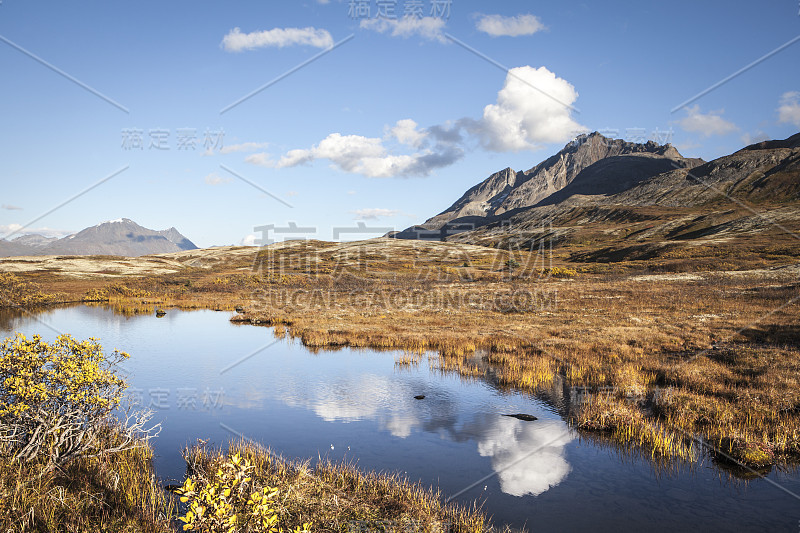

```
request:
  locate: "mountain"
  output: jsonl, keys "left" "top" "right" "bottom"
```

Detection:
{"left": 0, "top": 219, "right": 198, "bottom": 257}
{"left": 157, "top": 227, "right": 197, "bottom": 251}
{"left": 0, "top": 240, "right": 36, "bottom": 258}
{"left": 11, "top": 234, "right": 58, "bottom": 248}
{"left": 598, "top": 132, "right": 800, "bottom": 208}
{"left": 392, "top": 132, "right": 702, "bottom": 238}
{"left": 392, "top": 132, "right": 800, "bottom": 256}
{"left": 0, "top": 234, "right": 60, "bottom": 256}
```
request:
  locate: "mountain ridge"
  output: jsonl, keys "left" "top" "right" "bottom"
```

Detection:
{"left": 0, "top": 219, "right": 197, "bottom": 258}
{"left": 391, "top": 131, "right": 800, "bottom": 256}
{"left": 414, "top": 132, "right": 702, "bottom": 231}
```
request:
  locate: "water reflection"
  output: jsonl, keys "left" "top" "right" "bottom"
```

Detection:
{"left": 2, "top": 306, "right": 799, "bottom": 532}
{"left": 277, "top": 373, "right": 425, "bottom": 438}
{"left": 477, "top": 417, "right": 573, "bottom": 497}
{"left": 272, "top": 369, "right": 574, "bottom": 497}
{"left": 282, "top": 375, "right": 395, "bottom": 423}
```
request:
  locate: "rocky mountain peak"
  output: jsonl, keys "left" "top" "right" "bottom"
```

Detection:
{"left": 740, "top": 131, "right": 800, "bottom": 152}
{"left": 411, "top": 132, "right": 692, "bottom": 232}
{"left": 391, "top": 131, "right": 799, "bottom": 245}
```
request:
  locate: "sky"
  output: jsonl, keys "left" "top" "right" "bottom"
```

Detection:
{"left": 1, "top": 0, "right": 799, "bottom": 248}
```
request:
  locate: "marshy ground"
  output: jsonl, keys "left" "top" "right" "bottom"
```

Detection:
{"left": 1, "top": 236, "right": 799, "bottom": 530}
{"left": 2, "top": 236, "right": 798, "bottom": 470}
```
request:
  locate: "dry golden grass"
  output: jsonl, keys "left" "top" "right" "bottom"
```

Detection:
{"left": 3, "top": 238, "right": 799, "bottom": 469}
{"left": 0, "top": 433, "right": 173, "bottom": 532}
{"left": 183, "top": 439, "right": 488, "bottom": 533}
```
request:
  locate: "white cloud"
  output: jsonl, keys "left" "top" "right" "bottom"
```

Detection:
{"left": 0, "top": 224, "right": 71, "bottom": 239}
{"left": 244, "top": 152, "right": 275, "bottom": 167}
{"left": 360, "top": 16, "right": 446, "bottom": 42}
{"left": 220, "top": 142, "right": 270, "bottom": 154}
{"left": 677, "top": 105, "right": 738, "bottom": 137}
{"left": 477, "top": 65, "right": 587, "bottom": 151}
{"left": 257, "top": 65, "right": 583, "bottom": 177}
{"left": 777, "top": 91, "right": 800, "bottom": 127}
{"left": 221, "top": 26, "right": 334, "bottom": 51}
{"left": 388, "top": 118, "right": 427, "bottom": 148}
{"left": 477, "top": 418, "right": 573, "bottom": 497}
{"left": 239, "top": 234, "right": 258, "bottom": 246}
{"left": 351, "top": 208, "right": 400, "bottom": 220}
{"left": 476, "top": 14, "right": 545, "bottom": 37}
{"left": 259, "top": 129, "right": 462, "bottom": 178}
{"left": 204, "top": 172, "right": 232, "bottom": 186}
{"left": 0, "top": 223, "right": 23, "bottom": 235}
{"left": 1, "top": 204, "right": 22, "bottom": 211}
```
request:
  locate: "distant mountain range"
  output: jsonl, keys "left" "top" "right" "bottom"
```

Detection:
{"left": 0, "top": 219, "right": 197, "bottom": 257}
{"left": 391, "top": 131, "right": 800, "bottom": 252}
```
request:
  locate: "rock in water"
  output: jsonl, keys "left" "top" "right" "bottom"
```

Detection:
{"left": 414, "top": 395, "right": 425, "bottom": 400}
{"left": 155, "top": 309, "right": 166, "bottom": 317}
{"left": 503, "top": 413, "right": 537, "bottom": 421}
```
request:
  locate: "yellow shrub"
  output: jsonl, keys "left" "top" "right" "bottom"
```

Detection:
{"left": 177, "top": 452, "right": 311, "bottom": 533}
{"left": 0, "top": 333, "right": 130, "bottom": 468}
{"left": 0, "top": 272, "right": 65, "bottom": 307}
{"left": 106, "top": 284, "right": 151, "bottom": 298}
{"left": 83, "top": 288, "right": 110, "bottom": 302}
{"left": 0, "top": 333, "right": 127, "bottom": 419}
{"left": 548, "top": 267, "right": 578, "bottom": 279}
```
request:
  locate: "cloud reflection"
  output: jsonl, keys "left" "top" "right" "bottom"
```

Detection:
{"left": 278, "top": 374, "right": 423, "bottom": 438}
{"left": 274, "top": 372, "right": 573, "bottom": 497}
{"left": 477, "top": 417, "right": 573, "bottom": 497}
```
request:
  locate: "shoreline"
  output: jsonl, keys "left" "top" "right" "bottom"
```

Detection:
{"left": 2, "top": 241, "right": 799, "bottom": 471}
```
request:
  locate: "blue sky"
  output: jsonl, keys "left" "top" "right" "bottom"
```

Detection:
{"left": 1, "top": 0, "right": 799, "bottom": 247}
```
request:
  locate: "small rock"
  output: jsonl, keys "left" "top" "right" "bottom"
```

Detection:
{"left": 503, "top": 413, "right": 537, "bottom": 421}
{"left": 414, "top": 395, "right": 425, "bottom": 400}
{"left": 235, "top": 305, "right": 244, "bottom": 313}
{"left": 155, "top": 309, "right": 166, "bottom": 317}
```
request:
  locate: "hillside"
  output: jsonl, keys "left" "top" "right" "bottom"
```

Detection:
{"left": 391, "top": 132, "right": 703, "bottom": 239}
{"left": 392, "top": 132, "right": 800, "bottom": 262}
{"left": 0, "top": 219, "right": 197, "bottom": 258}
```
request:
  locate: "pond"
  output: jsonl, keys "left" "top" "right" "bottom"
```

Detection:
{"left": 1, "top": 305, "right": 798, "bottom": 531}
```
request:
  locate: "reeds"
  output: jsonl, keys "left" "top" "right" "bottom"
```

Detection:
{"left": 0, "top": 432, "right": 174, "bottom": 532}
{"left": 572, "top": 395, "right": 695, "bottom": 461}
{"left": 182, "top": 439, "right": 488, "bottom": 533}
{"left": 9, "top": 239, "right": 800, "bottom": 469}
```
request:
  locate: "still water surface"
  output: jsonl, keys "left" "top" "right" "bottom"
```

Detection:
{"left": 1, "top": 306, "right": 798, "bottom": 531}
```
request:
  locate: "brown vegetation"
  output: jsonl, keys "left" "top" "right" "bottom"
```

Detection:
{"left": 2, "top": 237, "right": 799, "bottom": 470}
{"left": 179, "top": 440, "right": 486, "bottom": 532}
